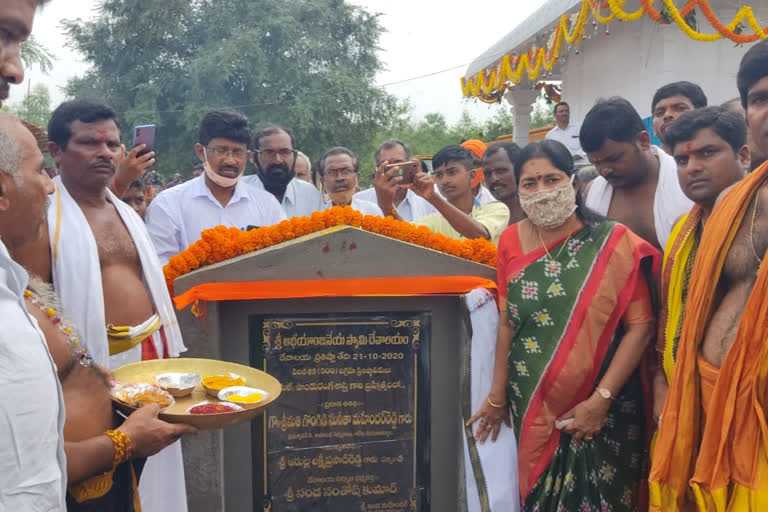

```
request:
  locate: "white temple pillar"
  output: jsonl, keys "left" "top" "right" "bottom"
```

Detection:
{"left": 504, "top": 87, "right": 540, "bottom": 148}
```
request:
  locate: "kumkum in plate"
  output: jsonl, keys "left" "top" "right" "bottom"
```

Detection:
{"left": 154, "top": 372, "right": 202, "bottom": 397}
{"left": 111, "top": 382, "right": 174, "bottom": 411}
{"left": 217, "top": 386, "right": 268, "bottom": 408}
{"left": 187, "top": 401, "right": 244, "bottom": 415}
{"left": 111, "top": 358, "right": 281, "bottom": 430}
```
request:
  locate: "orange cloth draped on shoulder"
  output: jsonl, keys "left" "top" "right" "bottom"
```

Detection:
{"left": 649, "top": 161, "right": 768, "bottom": 511}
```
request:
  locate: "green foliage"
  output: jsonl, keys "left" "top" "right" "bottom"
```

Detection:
{"left": 530, "top": 98, "right": 555, "bottom": 129}
{"left": 357, "top": 102, "right": 516, "bottom": 187}
{"left": 20, "top": 36, "right": 54, "bottom": 74}
{"left": 63, "top": 0, "right": 398, "bottom": 177}
{"left": 8, "top": 83, "right": 52, "bottom": 128}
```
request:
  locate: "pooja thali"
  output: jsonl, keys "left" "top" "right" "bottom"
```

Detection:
{"left": 111, "top": 358, "right": 281, "bottom": 430}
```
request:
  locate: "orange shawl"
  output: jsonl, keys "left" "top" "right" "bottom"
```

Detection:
{"left": 649, "top": 161, "right": 768, "bottom": 510}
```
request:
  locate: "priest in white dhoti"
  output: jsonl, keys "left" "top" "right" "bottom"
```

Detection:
{"left": 579, "top": 97, "right": 693, "bottom": 250}
{"left": 43, "top": 99, "right": 189, "bottom": 512}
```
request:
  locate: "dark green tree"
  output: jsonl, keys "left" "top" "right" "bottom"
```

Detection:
{"left": 64, "top": 0, "right": 398, "bottom": 176}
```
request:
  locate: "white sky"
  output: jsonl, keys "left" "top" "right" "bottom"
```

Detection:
{"left": 11, "top": 0, "right": 543, "bottom": 124}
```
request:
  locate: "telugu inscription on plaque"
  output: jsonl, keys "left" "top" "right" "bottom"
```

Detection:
{"left": 256, "top": 313, "right": 430, "bottom": 512}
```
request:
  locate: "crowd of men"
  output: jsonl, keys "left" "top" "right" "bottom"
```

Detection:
{"left": 4, "top": 0, "right": 768, "bottom": 511}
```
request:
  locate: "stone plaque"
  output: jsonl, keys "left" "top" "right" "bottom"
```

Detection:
{"left": 250, "top": 312, "right": 431, "bottom": 511}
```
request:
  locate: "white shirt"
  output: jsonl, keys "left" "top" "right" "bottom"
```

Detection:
{"left": 353, "top": 187, "right": 436, "bottom": 221}
{"left": 146, "top": 175, "right": 287, "bottom": 264}
{"left": 545, "top": 123, "right": 586, "bottom": 160}
{"left": 474, "top": 185, "right": 497, "bottom": 205}
{"left": 325, "top": 197, "right": 384, "bottom": 217}
{"left": 0, "top": 238, "right": 67, "bottom": 511}
{"left": 242, "top": 175, "right": 325, "bottom": 219}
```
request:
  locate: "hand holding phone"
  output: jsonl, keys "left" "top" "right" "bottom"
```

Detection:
{"left": 132, "top": 124, "right": 156, "bottom": 158}
{"left": 383, "top": 160, "right": 419, "bottom": 185}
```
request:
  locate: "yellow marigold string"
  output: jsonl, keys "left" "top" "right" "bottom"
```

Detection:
{"left": 163, "top": 206, "right": 498, "bottom": 292}
{"left": 461, "top": 0, "right": 767, "bottom": 100}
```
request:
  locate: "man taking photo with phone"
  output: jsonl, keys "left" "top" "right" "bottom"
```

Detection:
{"left": 411, "top": 145, "right": 509, "bottom": 243}
{"left": 356, "top": 139, "right": 435, "bottom": 221}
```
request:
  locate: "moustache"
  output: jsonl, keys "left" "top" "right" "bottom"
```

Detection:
{"left": 91, "top": 161, "right": 116, "bottom": 172}
{"left": 0, "top": 81, "right": 8, "bottom": 100}
{"left": 266, "top": 163, "right": 291, "bottom": 175}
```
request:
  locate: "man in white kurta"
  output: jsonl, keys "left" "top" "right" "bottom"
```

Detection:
{"left": 44, "top": 99, "right": 188, "bottom": 512}
{"left": 244, "top": 124, "right": 325, "bottom": 219}
{"left": 146, "top": 109, "right": 286, "bottom": 265}
{"left": 0, "top": 115, "right": 67, "bottom": 511}
{"left": 545, "top": 101, "right": 587, "bottom": 162}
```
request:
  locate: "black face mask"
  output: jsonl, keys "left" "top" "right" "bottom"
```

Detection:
{"left": 256, "top": 159, "right": 296, "bottom": 197}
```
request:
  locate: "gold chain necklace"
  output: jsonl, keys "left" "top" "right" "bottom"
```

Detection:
{"left": 537, "top": 227, "right": 572, "bottom": 263}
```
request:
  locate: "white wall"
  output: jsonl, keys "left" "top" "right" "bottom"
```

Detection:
{"left": 558, "top": 0, "right": 768, "bottom": 123}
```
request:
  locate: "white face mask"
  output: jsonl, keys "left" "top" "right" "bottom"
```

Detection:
{"left": 203, "top": 147, "right": 245, "bottom": 188}
{"left": 519, "top": 176, "right": 577, "bottom": 230}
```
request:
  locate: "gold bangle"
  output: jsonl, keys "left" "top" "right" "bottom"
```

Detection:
{"left": 105, "top": 429, "right": 132, "bottom": 468}
{"left": 487, "top": 396, "right": 506, "bottom": 409}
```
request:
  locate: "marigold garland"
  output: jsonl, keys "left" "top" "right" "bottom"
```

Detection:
{"left": 461, "top": 0, "right": 767, "bottom": 101}
{"left": 163, "top": 206, "right": 497, "bottom": 292}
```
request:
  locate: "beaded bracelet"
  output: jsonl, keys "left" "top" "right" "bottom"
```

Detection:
{"left": 105, "top": 429, "right": 132, "bottom": 468}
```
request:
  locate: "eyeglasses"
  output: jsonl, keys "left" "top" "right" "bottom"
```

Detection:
{"left": 256, "top": 148, "right": 297, "bottom": 160}
{"left": 206, "top": 146, "right": 251, "bottom": 160}
{"left": 324, "top": 168, "right": 357, "bottom": 178}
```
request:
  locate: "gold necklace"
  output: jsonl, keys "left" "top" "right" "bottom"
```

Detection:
{"left": 537, "top": 227, "right": 572, "bottom": 263}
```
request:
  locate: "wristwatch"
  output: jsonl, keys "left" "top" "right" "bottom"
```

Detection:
{"left": 596, "top": 387, "right": 614, "bottom": 400}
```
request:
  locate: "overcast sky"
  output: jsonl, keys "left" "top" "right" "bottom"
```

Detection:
{"left": 11, "top": 0, "right": 542, "bottom": 124}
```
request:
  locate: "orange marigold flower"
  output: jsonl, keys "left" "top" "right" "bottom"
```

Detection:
{"left": 162, "top": 207, "right": 498, "bottom": 292}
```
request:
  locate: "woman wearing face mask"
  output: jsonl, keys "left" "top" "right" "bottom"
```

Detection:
{"left": 467, "top": 140, "right": 659, "bottom": 511}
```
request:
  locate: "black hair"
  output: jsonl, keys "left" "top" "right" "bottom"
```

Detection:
{"left": 128, "top": 180, "right": 144, "bottom": 191}
{"left": 318, "top": 147, "right": 358, "bottom": 176}
{"left": 198, "top": 109, "right": 251, "bottom": 146}
{"left": 665, "top": 106, "right": 746, "bottom": 153}
{"left": 579, "top": 97, "right": 646, "bottom": 153}
{"left": 721, "top": 97, "right": 744, "bottom": 114}
{"left": 432, "top": 145, "right": 474, "bottom": 172}
{"left": 515, "top": 140, "right": 603, "bottom": 225}
{"left": 651, "top": 81, "right": 708, "bottom": 112}
{"left": 374, "top": 139, "right": 411, "bottom": 167}
{"left": 253, "top": 123, "right": 295, "bottom": 149}
{"left": 553, "top": 101, "right": 569, "bottom": 114}
{"left": 48, "top": 99, "right": 121, "bottom": 149}
{"left": 484, "top": 142, "right": 521, "bottom": 166}
{"left": 737, "top": 39, "right": 768, "bottom": 110}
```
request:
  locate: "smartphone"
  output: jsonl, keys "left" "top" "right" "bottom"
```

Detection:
{"left": 384, "top": 160, "right": 418, "bottom": 184}
{"left": 132, "top": 124, "right": 156, "bottom": 157}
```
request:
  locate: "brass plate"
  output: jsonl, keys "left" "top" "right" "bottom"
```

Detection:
{"left": 112, "top": 358, "right": 281, "bottom": 430}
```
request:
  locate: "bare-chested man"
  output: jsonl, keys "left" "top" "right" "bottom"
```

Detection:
{"left": 580, "top": 97, "right": 694, "bottom": 250}
{"left": 2, "top": 113, "right": 195, "bottom": 510}
{"left": 650, "top": 40, "right": 768, "bottom": 510}
{"left": 19, "top": 99, "right": 189, "bottom": 512}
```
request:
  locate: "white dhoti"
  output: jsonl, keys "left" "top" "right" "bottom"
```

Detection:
{"left": 48, "top": 177, "right": 189, "bottom": 512}
{"left": 463, "top": 288, "right": 519, "bottom": 512}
